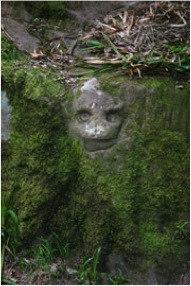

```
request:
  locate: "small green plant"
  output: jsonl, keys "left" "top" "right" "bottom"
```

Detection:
{"left": 33, "top": 17, "right": 40, "bottom": 24}
{"left": 31, "top": 237, "right": 53, "bottom": 269}
{"left": 1, "top": 277, "right": 17, "bottom": 285}
{"left": 83, "top": 40, "right": 106, "bottom": 51}
{"left": 68, "top": 247, "right": 130, "bottom": 285}
{"left": 70, "top": 247, "right": 102, "bottom": 285}
{"left": 1, "top": 188, "right": 20, "bottom": 279}
{"left": 106, "top": 269, "right": 129, "bottom": 285}
{"left": 51, "top": 232, "right": 70, "bottom": 258}
{"left": 174, "top": 221, "right": 189, "bottom": 241}
{"left": 29, "top": 233, "right": 70, "bottom": 272}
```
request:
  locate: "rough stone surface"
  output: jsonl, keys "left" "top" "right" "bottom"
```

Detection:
{"left": 65, "top": 76, "right": 189, "bottom": 285}
{"left": 2, "top": 64, "right": 189, "bottom": 285}
{"left": 1, "top": 90, "right": 11, "bottom": 141}
{"left": 69, "top": 78, "right": 124, "bottom": 152}
{"left": 67, "top": 76, "right": 189, "bottom": 157}
{"left": 1, "top": 3, "right": 189, "bottom": 284}
{"left": 2, "top": 17, "right": 40, "bottom": 52}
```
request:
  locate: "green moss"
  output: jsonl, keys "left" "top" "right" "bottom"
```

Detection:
{"left": 23, "top": 68, "right": 64, "bottom": 100}
{"left": 57, "top": 127, "right": 189, "bottom": 277}
{"left": 53, "top": 74, "right": 189, "bottom": 276}
{"left": 99, "top": 75, "right": 189, "bottom": 140}
{"left": 1, "top": 34, "right": 28, "bottom": 62}
{"left": 2, "top": 50, "right": 189, "bottom": 282}
{"left": 10, "top": 121, "right": 81, "bottom": 238}
{"left": 2, "top": 65, "right": 82, "bottom": 240}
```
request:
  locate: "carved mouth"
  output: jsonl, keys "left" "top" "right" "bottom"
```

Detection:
{"left": 84, "top": 138, "right": 116, "bottom": 152}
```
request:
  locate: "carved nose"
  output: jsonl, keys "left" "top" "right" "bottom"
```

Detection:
{"left": 84, "top": 119, "right": 117, "bottom": 139}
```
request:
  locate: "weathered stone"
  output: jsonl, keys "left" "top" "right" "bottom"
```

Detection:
{"left": 2, "top": 17, "right": 40, "bottom": 52}
{"left": 1, "top": 3, "right": 189, "bottom": 283}
{"left": 65, "top": 75, "right": 189, "bottom": 283}
{"left": 1, "top": 1, "right": 33, "bottom": 23}
{"left": 2, "top": 65, "right": 189, "bottom": 284}
{"left": 1, "top": 90, "right": 11, "bottom": 141}
{"left": 67, "top": 76, "right": 189, "bottom": 158}
{"left": 69, "top": 78, "right": 124, "bottom": 152}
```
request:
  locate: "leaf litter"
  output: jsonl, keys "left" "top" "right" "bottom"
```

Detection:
{"left": 2, "top": 1, "right": 190, "bottom": 83}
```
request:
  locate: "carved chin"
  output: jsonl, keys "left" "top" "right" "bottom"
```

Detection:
{"left": 83, "top": 138, "right": 116, "bottom": 152}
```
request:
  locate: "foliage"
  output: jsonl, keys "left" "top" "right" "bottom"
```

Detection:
{"left": 51, "top": 232, "right": 70, "bottom": 258}
{"left": 5, "top": 242, "right": 129, "bottom": 285}
{"left": 1, "top": 187, "right": 21, "bottom": 279}
{"left": 106, "top": 269, "right": 130, "bottom": 285}
{"left": 19, "top": 233, "right": 70, "bottom": 274}
{"left": 1, "top": 277, "right": 17, "bottom": 285}
{"left": 83, "top": 40, "right": 106, "bottom": 51}
{"left": 78, "top": 41, "right": 190, "bottom": 78}
{"left": 69, "top": 247, "right": 101, "bottom": 285}
{"left": 67, "top": 247, "right": 129, "bottom": 285}
{"left": 31, "top": 237, "right": 54, "bottom": 269}
{"left": 174, "top": 221, "right": 189, "bottom": 241}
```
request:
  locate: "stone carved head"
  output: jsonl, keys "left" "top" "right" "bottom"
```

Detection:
{"left": 69, "top": 78, "right": 124, "bottom": 152}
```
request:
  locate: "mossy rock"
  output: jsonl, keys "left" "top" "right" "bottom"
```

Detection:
{"left": 52, "top": 76, "right": 190, "bottom": 283}
{"left": 2, "top": 63, "right": 82, "bottom": 240}
{"left": 2, "top": 36, "right": 189, "bottom": 283}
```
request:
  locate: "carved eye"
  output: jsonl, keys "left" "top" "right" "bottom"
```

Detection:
{"left": 106, "top": 111, "right": 119, "bottom": 122}
{"left": 77, "top": 111, "right": 91, "bottom": 122}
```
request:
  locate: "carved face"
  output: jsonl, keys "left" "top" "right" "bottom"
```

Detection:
{"left": 69, "top": 78, "right": 124, "bottom": 152}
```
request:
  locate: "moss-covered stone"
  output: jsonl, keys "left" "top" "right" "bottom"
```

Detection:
{"left": 2, "top": 47, "right": 82, "bottom": 239}
{"left": 54, "top": 76, "right": 189, "bottom": 283}
{"left": 1, "top": 34, "right": 29, "bottom": 63}
{"left": 2, "top": 35, "right": 189, "bottom": 283}
{"left": 54, "top": 129, "right": 188, "bottom": 283}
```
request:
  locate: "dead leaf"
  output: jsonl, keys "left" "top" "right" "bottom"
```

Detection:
{"left": 136, "top": 67, "right": 142, "bottom": 78}
{"left": 30, "top": 52, "right": 45, "bottom": 59}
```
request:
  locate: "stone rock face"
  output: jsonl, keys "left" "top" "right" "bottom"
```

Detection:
{"left": 69, "top": 78, "right": 124, "bottom": 152}
{"left": 2, "top": 17, "right": 40, "bottom": 52}
{"left": 66, "top": 76, "right": 189, "bottom": 284}
{"left": 2, "top": 68, "right": 189, "bottom": 284}
{"left": 67, "top": 76, "right": 189, "bottom": 157}
{"left": 1, "top": 90, "right": 11, "bottom": 141}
